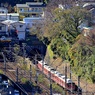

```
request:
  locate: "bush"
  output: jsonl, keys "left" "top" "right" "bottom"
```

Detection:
{"left": 0, "top": 70, "right": 3, "bottom": 74}
{"left": 21, "top": 78, "right": 28, "bottom": 83}
{"left": 19, "top": 15, "right": 25, "bottom": 21}
{"left": 52, "top": 83, "right": 63, "bottom": 93}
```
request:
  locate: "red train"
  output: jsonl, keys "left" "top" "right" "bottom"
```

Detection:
{"left": 37, "top": 60, "right": 82, "bottom": 94}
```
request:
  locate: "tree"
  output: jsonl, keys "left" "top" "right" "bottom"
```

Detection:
{"left": 44, "top": 6, "right": 88, "bottom": 43}
{"left": 68, "top": 32, "right": 95, "bottom": 83}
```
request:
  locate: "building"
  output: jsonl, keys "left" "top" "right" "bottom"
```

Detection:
{"left": 16, "top": 2, "right": 46, "bottom": 18}
{"left": 0, "top": 22, "right": 12, "bottom": 44}
{"left": 23, "top": 17, "right": 44, "bottom": 32}
{"left": 0, "top": 22, "right": 8, "bottom": 36}
{"left": 82, "top": 27, "right": 92, "bottom": 36}
{"left": 1, "top": 20, "right": 26, "bottom": 40}
{"left": 0, "top": 13, "right": 19, "bottom": 21}
{"left": 0, "top": 7, "right": 8, "bottom": 13}
{"left": 11, "top": 21, "right": 26, "bottom": 40}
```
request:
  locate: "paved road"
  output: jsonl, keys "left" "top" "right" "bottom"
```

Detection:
{"left": 0, "top": 82, "right": 15, "bottom": 95}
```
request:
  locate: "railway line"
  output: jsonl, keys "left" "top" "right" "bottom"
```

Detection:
{"left": 0, "top": 62, "right": 17, "bottom": 81}
{"left": 0, "top": 62, "right": 50, "bottom": 95}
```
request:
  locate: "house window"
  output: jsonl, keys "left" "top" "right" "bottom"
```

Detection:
{"left": 32, "top": 8, "right": 34, "bottom": 12}
{"left": 35, "top": 8, "right": 38, "bottom": 11}
{"left": 20, "top": 8, "right": 24, "bottom": 12}
{"left": 39, "top": 8, "right": 42, "bottom": 11}
{"left": 29, "top": 8, "right": 32, "bottom": 11}
{"left": 19, "top": 25, "right": 23, "bottom": 28}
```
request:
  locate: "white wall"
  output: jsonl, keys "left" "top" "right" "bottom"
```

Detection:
{"left": 18, "top": 32, "right": 25, "bottom": 40}
{"left": 16, "top": 23, "right": 26, "bottom": 31}
{"left": 6, "top": 22, "right": 26, "bottom": 40}
{"left": 12, "top": 22, "right": 26, "bottom": 40}
{"left": 0, "top": 14, "right": 19, "bottom": 21}
{"left": 0, "top": 24, "right": 6, "bottom": 31}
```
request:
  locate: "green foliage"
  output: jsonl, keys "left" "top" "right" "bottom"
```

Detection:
{"left": 69, "top": 44, "right": 95, "bottom": 83}
{"left": 44, "top": 0, "right": 49, "bottom": 4}
{"left": 52, "top": 83, "right": 63, "bottom": 93}
{"left": 44, "top": 6, "right": 94, "bottom": 82}
{"left": 38, "top": 74, "right": 44, "bottom": 83}
{"left": 0, "top": 70, "right": 4, "bottom": 74}
{"left": 53, "top": 7, "right": 87, "bottom": 35}
{"left": 50, "top": 35, "right": 70, "bottom": 60}
{"left": 13, "top": 44, "right": 20, "bottom": 54}
{"left": 47, "top": 45, "right": 54, "bottom": 59}
{"left": 43, "top": 6, "right": 88, "bottom": 45}
{"left": 21, "top": 78, "right": 28, "bottom": 83}
{"left": 19, "top": 15, "right": 25, "bottom": 21}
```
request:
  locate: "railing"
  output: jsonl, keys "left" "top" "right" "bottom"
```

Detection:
{"left": 19, "top": 10, "right": 43, "bottom": 13}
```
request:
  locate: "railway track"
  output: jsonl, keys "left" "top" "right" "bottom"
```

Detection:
{"left": 0, "top": 62, "right": 50, "bottom": 95}
{"left": 0, "top": 62, "right": 17, "bottom": 81}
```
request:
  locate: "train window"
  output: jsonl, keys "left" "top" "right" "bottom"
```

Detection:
{"left": 67, "top": 83, "right": 71, "bottom": 87}
{"left": 55, "top": 71, "right": 59, "bottom": 74}
{"left": 67, "top": 83, "right": 75, "bottom": 88}
{"left": 51, "top": 70, "right": 55, "bottom": 73}
{"left": 51, "top": 68, "right": 56, "bottom": 71}
{"left": 44, "top": 62, "right": 47, "bottom": 65}
{"left": 59, "top": 74, "right": 63, "bottom": 77}
{"left": 61, "top": 75, "right": 65, "bottom": 79}
{"left": 47, "top": 66, "right": 51, "bottom": 69}
{"left": 67, "top": 79, "right": 72, "bottom": 83}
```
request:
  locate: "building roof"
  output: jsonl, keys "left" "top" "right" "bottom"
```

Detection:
{"left": 0, "top": 7, "right": 7, "bottom": 10}
{"left": 83, "top": 3, "right": 91, "bottom": 7}
{"left": 0, "top": 13, "right": 19, "bottom": 16}
{"left": 29, "top": 3, "right": 46, "bottom": 7}
{"left": 26, "top": 2, "right": 43, "bottom": 5}
{"left": 0, "top": 22, "right": 7, "bottom": 25}
{"left": 1, "top": 20, "right": 16, "bottom": 25}
{"left": 16, "top": 2, "right": 46, "bottom": 8}
{"left": 23, "top": 17, "right": 43, "bottom": 20}
{"left": 16, "top": 4, "right": 29, "bottom": 8}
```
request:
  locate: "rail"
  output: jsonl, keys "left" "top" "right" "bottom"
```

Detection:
{"left": 0, "top": 73, "right": 28, "bottom": 95}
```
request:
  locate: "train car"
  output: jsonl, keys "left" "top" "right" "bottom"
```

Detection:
{"left": 37, "top": 60, "right": 82, "bottom": 94}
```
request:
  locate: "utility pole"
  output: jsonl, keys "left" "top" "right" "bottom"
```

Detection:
{"left": 86, "top": 79, "right": 87, "bottom": 95}
{"left": 16, "top": 68, "right": 18, "bottom": 82}
{"left": 22, "top": 43, "right": 26, "bottom": 64}
{"left": 35, "top": 54, "right": 37, "bottom": 64}
{"left": 78, "top": 76, "right": 81, "bottom": 95}
{"left": 6, "top": 9, "right": 7, "bottom": 20}
{"left": 2, "top": 52, "right": 6, "bottom": 75}
{"left": 35, "top": 55, "right": 39, "bottom": 94}
{"left": 64, "top": 0, "right": 66, "bottom": 8}
{"left": 30, "top": 65, "right": 32, "bottom": 81}
{"left": 70, "top": 65, "right": 73, "bottom": 95}
{"left": 70, "top": 64, "right": 71, "bottom": 79}
{"left": 42, "top": 56, "right": 44, "bottom": 74}
{"left": 65, "top": 65, "right": 67, "bottom": 95}
{"left": 49, "top": 71, "right": 52, "bottom": 95}
{"left": 69, "top": 64, "right": 73, "bottom": 94}
{"left": 35, "top": 54, "right": 38, "bottom": 84}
